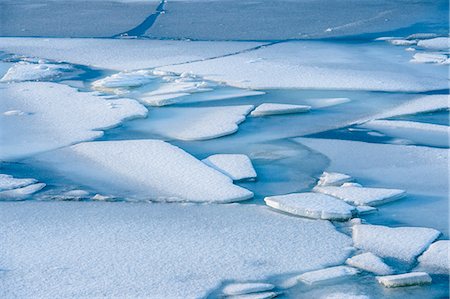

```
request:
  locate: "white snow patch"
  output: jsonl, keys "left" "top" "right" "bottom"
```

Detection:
{"left": 406, "top": 33, "right": 438, "bottom": 40}
{"left": 307, "top": 97, "right": 351, "bottom": 109}
{"left": 0, "top": 61, "right": 72, "bottom": 82}
{"left": 417, "top": 37, "right": 449, "bottom": 50}
{"left": 222, "top": 282, "right": 275, "bottom": 296}
{"left": 376, "top": 272, "right": 432, "bottom": 288}
{"left": 411, "top": 52, "right": 449, "bottom": 64}
{"left": 0, "top": 174, "right": 36, "bottom": 191}
{"left": 415, "top": 240, "right": 449, "bottom": 274}
{"left": 250, "top": 103, "right": 311, "bottom": 117}
{"left": 297, "top": 266, "right": 359, "bottom": 285}
{"left": 3, "top": 109, "right": 26, "bottom": 116}
{"left": 202, "top": 154, "right": 257, "bottom": 181}
{"left": 314, "top": 186, "right": 406, "bottom": 206}
{"left": 346, "top": 252, "right": 393, "bottom": 275}
{"left": 0, "top": 183, "right": 46, "bottom": 200}
{"left": 317, "top": 172, "right": 352, "bottom": 187}
{"left": 387, "top": 39, "right": 417, "bottom": 46}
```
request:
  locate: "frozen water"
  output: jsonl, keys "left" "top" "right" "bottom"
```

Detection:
{"left": 417, "top": 37, "right": 449, "bottom": 50}
{"left": 376, "top": 272, "right": 432, "bottom": 288}
{"left": 0, "top": 183, "right": 46, "bottom": 200}
{"left": 356, "top": 206, "right": 377, "bottom": 215}
{"left": 225, "top": 292, "right": 279, "bottom": 299}
{"left": 314, "top": 186, "right": 406, "bottom": 206}
{"left": 0, "top": 61, "right": 72, "bottom": 82}
{"left": 346, "top": 252, "right": 393, "bottom": 275}
{"left": 317, "top": 172, "right": 353, "bottom": 187}
{"left": 411, "top": 53, "right": 449, "bottom": 64}
{"left": 250, "top": 103, "right": 311, "bottom": 117}
{"left": 222, "top": 282, "right": 275, "bottom": 296}
{"left": 202, "top": 154, "right": 257, "bottom": 181}
{"left": 297, "top": 266, "right": 359, "bottom": 285}
{"left": 0, "top": 174, "right": 36, "bottom": 191}
{"left": 415, "top": 240, "right": 449, "bottom": 275}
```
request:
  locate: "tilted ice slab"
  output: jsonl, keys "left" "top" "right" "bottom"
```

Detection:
{"left": 159, "top": 41, "right": 447, "bottom": 92}
{"left": 264, "top": 193, "right": 356, "bottom": 221}
{"left": 376, "top": 272, "right": 432, "bottom": 288}
{"left": 92, "top": 70, "right": 156, "bottom": 92}
{"left": 0, "top": 183, "right": 46, "bottom": 200}
{"left": 0, "top": 61, "right": 72, "bottom": 82}
{"left": 306, "top": 97, "right": 351, "bottom": 109}
{"left": 37, "top": 140, "right": 253, "bottom": 203}
{"left": 314, "top": 186, "right": 406, "bottom": 206}
{"left": 360, "top": 120, "right": 450, "bottom": 148}
{"left": 0, "top": 38, "right": 262, "bottom": 71}
{"left": 0, "top": 174, "right": 36, "bottom": 191}
{"left": 411, "top": 53, "right": 449, "bottom": 64}
{"left": 417, "top": 37, "right": 449, "bottom": 50}
{"left": 250, "top": 103, "right": 311, "bottom": 117}
{"left": 202, "top": 154, "right": 257, "bottom": 181}
{"left": 0, "top": 201, "right": 352, "bottom": 298}
{"left": 317, "top": 172, "right": 352, "bottom": 187}
{"left": 0, "top": 82, "right": 147, "bottom": 161}
{"left": 226, "top": 292, "right": 279, "bottom": 299}
{"left": 222, "top": 283, "right": 275, "bottom": 296}
{"left": 297, "top": 266, "right": 359, "bottom": 285}
{"left": 387, "top": 39, "right": 417, "bottom": 46}
{"left": 345, "top": 252, "right": 393, "bottom": 275}
{"left": 133, "top": 105, "right": 254, "bottom": 141}
{"left": 352, "top": 224, "right": 440, "bottom": 262}
{"left": 415, "top": 240, "right": 450, "bottom": 274}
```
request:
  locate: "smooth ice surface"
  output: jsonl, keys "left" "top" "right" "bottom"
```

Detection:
{"left": 250, "top": 103, "right": 310, "bottom": 117}
{"left": 0, "top": 61, "right": 72, "bottom": 82}
{"left": 352, "top": 224, "right": 440, "bottom": 262}
{"left": 417, "top": 37, "right": 449, "bottom": 50}
{"left": 0, "top": 183, "right": 46, "bottom": 200}
{"left": 35, "top": 140, "right": 253, "bottom": 203}
{"left": 0, "top": 82, "right": 147, "bottom": 160}
{"left": 0, "top": 201, "right": 352, "bottom": 298}
{"left": 297, "top": 266, "right": 359, "bottom": 285}
{"left": 0, "top": 38, "right": 262, "bottom": 71}
{"left": 314, "top": 186, "right": 406, "bottom": 206}
{"left": 415, "top": 240, "right": 450, "bottom": 275}
{"left": 346, "top": 252, "right": 393, "bottom": 275}
{"left": 376, "top": 272, "right": 432, "bottom": 288}
{"left": 202, "top": 154, "right": 257, "bottom": 181}
{"left": 222, "top": 283, "right": 274, "bottom": 296}
{"left": 264, "top": 193, "right": 356, "bottom": 221}
{"left": 359, "top": 120, "right": 450, "bottom": 147}
{"left": 0, "top": 174, "right": 36, "bottom": 191}
{"left": 318, "top": 172, "right": 352, "bottom": 187}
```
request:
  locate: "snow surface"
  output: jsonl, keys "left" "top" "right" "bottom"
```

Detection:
{"left": 411, "top": 53, "right": 449, "bottom": 64}
{"left": 415, "top": 240, "right": 449, "bottom": 274}
{"left": 222, "top": 283, "right": 274, "bottom": 296}
{"left": 0, "top": 183, "right": 46, "bottom": 200}
{"left": 317, "top": 172, "right": 352, "bottom": 187}
{"left": 0, "top": 82, "right": 147, "bottom": 160}
{"left": 202, "top": 154, "right": 257, "bottom": 181}
{"left": 376, "top": 272, "right": 432, "bottom": 288}
{"left": 297, "top": 266, "right": 359, "bottom": 285}
{"left": 250, "top": 103, "right": 311, "bottom": 117}
{"left": 35, "top": 140, "right": 253, "bottom": 203}
{"left": 0, "top": 174, "right": 36, "bottom": 191}
{"left": 0, "top": 201, "right": 352, "bottom": 298}
{"left": 417, "top": 37, "right": 449, "bottom": 50}
{"left": 345, "top": 252, "right": 393, "bottom": 275}
{"left": 0, "top": 61, "right": 72, "bottom": 82}
{"left": 388, "top": 39, "right": 417, "bottom": 46}
{"left": 264, "top": 193, "right": 356, "bottom": 221}
{"left": 314, "top": 186, "right": 406, "bottom": 206}
{"left": 352, "top": 224, "right": 440, "bottom": 262}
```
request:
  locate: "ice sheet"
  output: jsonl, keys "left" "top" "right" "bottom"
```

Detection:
{"left": 202, "top": 154, "right": 257, "bottom": 181}
{"left": 415, "top": 240, "right": 449, "bottom": 274}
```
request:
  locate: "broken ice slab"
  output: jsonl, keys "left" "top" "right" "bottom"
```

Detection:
{"left": 376, "top": 272, "right": 432, "bottom": 288}
{"left": 250, "top": 103, "right": 310, "bottom": 117}
{"left": 314, "top": 186, "right": 406, "bottom": 206}
{"left": 346, "top": 252, "right": 393, "bottom": 275}
{"left": 297, "top": 266, "right": 359, "bottom": 285}
{"left": 317, "top": 172, "right": 352, "bottom": 187}
{"left": 202, "top": 154, "right": 257, "bottom": 181}
{"left": 222, "top": 282, "right": 275, "bottom": 296}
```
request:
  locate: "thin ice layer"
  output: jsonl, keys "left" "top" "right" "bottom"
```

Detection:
{"left": 314, "top": 186, "right": 406, "bottom": 206}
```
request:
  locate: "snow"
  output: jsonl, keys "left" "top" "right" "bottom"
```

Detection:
{"left": 92, "top": 70, "right": 155, "bottom": 91}
{"left": 314, "top": 186, "right": 406, "bottom": 206}
{"left": 297, "top": 266, "right": 359, "bottom": 285}
{"left": 0, "top": 82, "right": 147, "bottom": 161}
{"left": 264, "top": 192, "right": 356, "bottom": 221}
{"left": 0, "top": 201, "right": 352, "bottom": 298}
{"left": 321, "top": 293, "right": 369, "bottom": 299}
{"left": 415, "top": 240, "right": 450, "bottom": 274}
{"left": 129, "top": 105, "right": 254, "bottom": 141}
{"left": 0, "top": 183, "right": 46, "bottom": 200}
{"left": 352, "top": 224, "right": 441, "bottom": 262}
{"left": 388, "top": 39, "right": 417, "bottom": 46}
{"left": 406, "top": 33, "right": 439, "bottom": 40}
{"left": 359, "top": 120, "right": 450, "bottom": 148}
{"left": 0, "top": 61, "right": 72, "bottom": 82}
{"left": 317, "top": 172, "right": 352, "bottom": 187}
{"left": 0, "top": 174, "right": 36, "bottom": 191}
{"left": 202, "top": 154, "right": 257, "bottom": 181}
{"left": 222, "top": 283, "right": 275, "bottom": 295}
{"left": 411, "top": 53, "right": 449, "bottom": 64}
{"left": 226, "top": 292, "right": 279, "bottom": 299}
{"left": 417, "top": 37, "right": 449, "bottom": 50}
{"left": 345, "top": 252, "right": 393, "bottom": 275}
{"left": 307, "top": 98, "right": 351, "bottom": 109}
{"left": 250, "top": 103, "right": 311, "bottom": 117}
{"left": 0, "top": 38, "right": 262, "bottom": 71}
{"left": 376, "top": 272, "right": 432, "bottom": 288}
{"left": 36, "top": 140, "right": 253, "bottom": 203}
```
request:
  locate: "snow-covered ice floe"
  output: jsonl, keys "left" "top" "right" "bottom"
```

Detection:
{"left": 387, "top": 39, "right": 417, "bottom": 46}
{"left": 376, "top": 272, "right": 432, "bottom": 288}
{"left": 296, "top": 266, "right": 359, "bottom": 285}
{"left": 35, "top": 140, "right": 253, "bottom": 203}
{"left": 305, "top": 97, "right": 351, "bottom": 109}
{"left": 0, "top": 61, "right": 72, "bottom": 82}
{"left": 355, "top": 206, "right": 377, "bottom": 215}
{"left": 202, "top": 154, "right": 257, "bottom": 181}
{"left": 345, "top": 252, "right": 393, "bottom": 275}
{"left": 0, "top": 201, "right": 352, "bottom": 298}
{"left": 226, "top": 291, "right": 280, "bottom": 299}
{"left": 317, "top": 172, "right": 352, "bottom": 187}
{"left": 415, "top": 240, "right": 449, "bottom": 275}
{"left": 222, "top": 282, "right": 275, "bottom": 296}
{"left": 417, "top": 37, "right": 449, "bottom": 50}
{"left": 314, "top": 186, "right": 406, "bottom": 206}
{"left": 411, "top": 53, "right": 449, "bottom": 64}
{"left": 0, "top": 174, "right": 36, "bottom": 190}
{"left": 352, "top": 224, "right": 440, "bottom": 262}
{"left": 250, "top": 103, "right": 311, "bottom": 117}
{"left": 0, "top": 174, "right": 45, "bottom": 200}
{"left": 264, "top": 193, "right": 356, "bottom": 221}
{"left": 0, "top": 82, "right": 147, "bottom": 160}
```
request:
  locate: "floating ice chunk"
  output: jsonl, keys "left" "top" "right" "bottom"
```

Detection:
{"left": 250, "top": 103, "right": 311, "bottom": 117}
{"left": 202, "top": 154, "right": 257, "bottom": 181}
{"left": 227, "top": 292, "right": 279, "bottom": 299}
{"left": 376, "top": 272, "right": 432, "bottom": 288}
{"left": 92, "top": 70, "right": 155, "bottom": 93}
{"left": 0, "top": 183, "right": 46, "bottom": 200}
{"left": 415, "top": 240, "right": 449, "bottom": 274}
{"left": 346, "top": 252, "right": 393, "bottom": 275}
{"left": 417, "top": 37, "right": 449, "bottom": 50}
{"left": 405, "top": 47, "right": 416, "bottom": 52}
{"left": 356, "top": 205, "right": 377, "bottom": 215}
{"left": 308, "top": 97, "right": 351, "bottom": 109}
{"left": 222, "top": 282, "right": 275, "bottom": 295}
{"left": 3, "top": 110, "right": 26, "bottom": 116}
{"left": 353, "top": 224, "right": 440, "bottom": 262}
{"left": 360, "top": 120, "right": 450, "bottom": 148}
{"left": 314, "top": 186, "right": 406, "bottom": 206}
{"left": 0, "top": 82, "right": 147, "bottom": 161}
{"left": 317, "top": 172, "right": 352, "bottom": 187}
{"left": 387, "top": 39, "right": 417, "bottom": 46}
{"left": 297, "top": 266, "right": 359, "bottom": 285}
{"left": 321, "top": 293, "right": 369, "bottom": 299}
{"left": 265, "top": 193, "right": 356, "bottom": 221}
{"left": 406, "top": 33, "right": 438, "bottom": 40}
{"left": 411, "top": 52, "right": 449, "bottom": 64}
{"left": 0, "top": 61, "right": 72, "bottom": 82}
{"left": 341, "top": 182, "right": 362, "bottom": 187}
{"left": 0, "top": 174, "right": 36, "bottom": 191}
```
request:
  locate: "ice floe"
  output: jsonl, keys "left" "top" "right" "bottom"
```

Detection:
{"left": 297, "top": 266, "right": 359, "bottom": 285}
{"left": 376, "top": 272, "right": 432, "bottom": 288}
{"left": 36, "top": 140, "right": 253, "bottom": 203}
{"left": 227, "top": 292, "right": 280, "bottom": 299}
{"left": 307, "top": 97, "right": 351, "bottom": 109}
{"left": 417, "top": 37, "right": 449, "bottom": 50}
{"left": 355, "top": 206, "right": 377, "bottom": 215}
{"left": 345, "top": 252, "right": 393, "bottom": 275}
{"left": 0, "top": 82, "right": 147, "bottom": 160}
{"left": 406, "top": 33, "right": 439, "bottom": 40}
{"left": 250, "top": 103, "right": 311, "bottom": 117}
{"left": 0, "top": 201, "right": 352, "bottom": 298}
{"left": 317, "top": 172, "right": 352, "bottom": 187}
{"left": 352, "top": 224, "right": 440, "bottom": 262}
{"left": 415, "top": 240, "right": 449, "bottom": 275}
{"left": 0, "top": 174, "right": 36, "bottom": 191}
{"left": 314, "top": 186, "right": 406, "bottom": 206}
{"left": 222, "top": 282, "right": 275, "bottom": 296}
{"left": 0, "top": 183, "right": 46, "bottom": 200}
{"left": 264, "top": 193, "right": 356, "bottom": 221}
{"left": 411, "top": 53, "right": 449, "bottom": 64}
{"left": 202, "top": 154, "right": 257, "bottom": 181}
{"left": 0, "top": 61, "right": 72, "bottom": 82}
{"left": 387, "top": 39, "right": 417, "bottom": 46}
